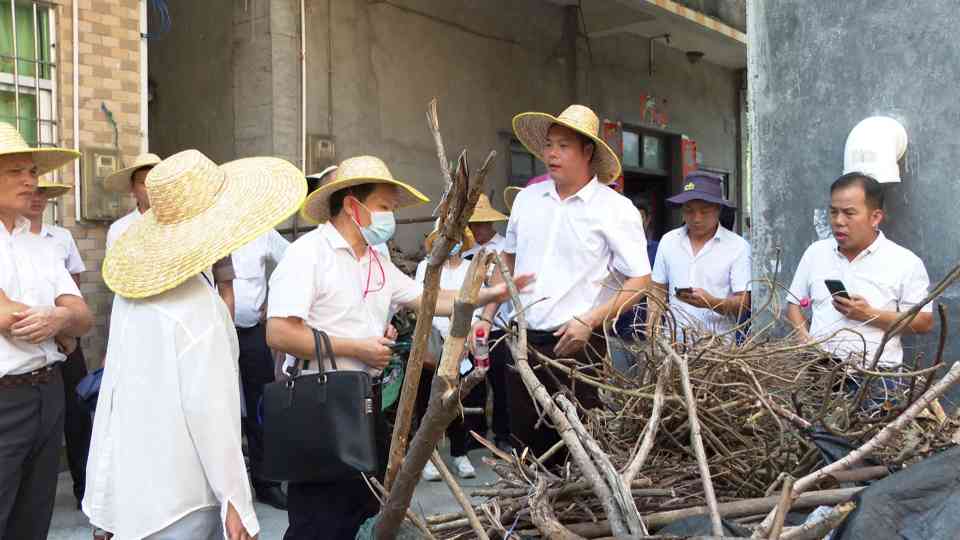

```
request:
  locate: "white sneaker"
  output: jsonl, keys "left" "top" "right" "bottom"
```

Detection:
{"left": 453, "top": 455, "right": 476, "bottom": 479}
{"left": 422, "top": 460, "right": 441, "bottom": 481}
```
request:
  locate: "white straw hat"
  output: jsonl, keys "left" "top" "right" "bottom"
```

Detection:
{"left": 103, "top": 153, "right": 162, "bottom": 193}
{"left": 469, "top": 193, "right": 508, "bottom": 223}
{"left": 0, "top": 122, "right": 79, "bottom": 175}
{"left": 103, "top": 149, "right": 306, "bottom": 299}
{"left": 503, "top": 186, "right": 523, "bottom": 213}
{"left": 512, "top": 104, "right": 621, "bottom": 184}
{"left": 37, "top": 180, "right": 72, "bottom": 198}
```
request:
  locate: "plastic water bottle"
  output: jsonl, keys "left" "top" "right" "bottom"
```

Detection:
{"left": 474, "top": 327, "right": 490, "bottom": 369}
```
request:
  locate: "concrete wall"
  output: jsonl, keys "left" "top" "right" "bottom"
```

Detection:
{"left": 748, "top": 0, "right": 960, "bottom": 403}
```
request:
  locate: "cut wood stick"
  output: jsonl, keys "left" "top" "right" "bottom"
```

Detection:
{"left": 529, "top": 477, "right": 588, "bottom": 540}
{"left": 495, "top": 252, "right": 630, "bottom": 537}
{"left": 780, "top": 501, "right": 856, "bottom": 540}
{"left": 368, "top": 477, "right": 438, "bottom": 540}
{"left": 622, "top": 357, "right": 672, "bottom": 485}
{"left": 430, "top": 451, "right": 490, "bottom": 540}
{"left": 470, "top": 479, "right": 660, "bottom": 499}
{"left": 756, "top": 359, "right": 960, "bottom": 534}
{"left": 659, "top": 339, "right": 723, "bottom": 537}
{"left": 766, "top": 476, "right": 795, "bottom": 539}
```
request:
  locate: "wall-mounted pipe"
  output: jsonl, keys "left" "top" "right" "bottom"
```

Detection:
{"left": 72, "top": 0, "right": 81, "bottom": 221}
{"left": 140, "top": 0, "right": 148, "bottom": 152}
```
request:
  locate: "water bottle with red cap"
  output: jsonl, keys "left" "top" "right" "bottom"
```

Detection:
{"left": 474, "top": 327, "right": 490, "bottom": 369}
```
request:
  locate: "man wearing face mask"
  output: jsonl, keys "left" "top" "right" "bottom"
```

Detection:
{"left": 266, "top": 155, "right": 533, "bottom": 540}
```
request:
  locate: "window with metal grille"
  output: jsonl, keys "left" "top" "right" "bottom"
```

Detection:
{"left": 0, "top": 2, "right": 59, "bottom": 219}
{"left": 508, "top": 139, "right": 545, "bottom": 187}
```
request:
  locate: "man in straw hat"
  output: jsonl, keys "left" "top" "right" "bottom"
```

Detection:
{"left": 474, "top": 104, "right": 652, "bottom": 465}
{"left": 461, "top": 193, "right": 514, "bottom": 452}
{"left": 25, "top": 181, "right": 94, "bottom": 510}
{"left": 84, "top": 149, "right": 306, "bottom": 539}
{"left": 0, "top": 122, "right": 93, "bottom": 540}
{"left": 647, "top": 171, "right": 752, "bottom": 338}
{"left": 267, "top": 155, "right": 532, "bottom": 540}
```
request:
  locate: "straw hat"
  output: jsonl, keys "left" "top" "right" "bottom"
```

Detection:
{"left": 512, "top": 104, "right": 621, "bottom": 184}
{"left": 103, "top": 153, "right": 162, "bottom": 194}
{"left": 424, "top": 226, "right": 475, "bottom": 253}
{"left": 469, "top": 193, "right": 507, "bottom": 223}
{"left": 103, "top": 149, "right": 306, "bottom": 299}
{"left": 503, "top": 186, "right": 522, "bottom": 213}
{"left": 300, "top": 155, "right": 429, "bottom": 224}
{"left": 37, "top": 180, "right": 72, "bottom": 198}
{"left": 0, "top": 122, "right": 79, "bottom": 175}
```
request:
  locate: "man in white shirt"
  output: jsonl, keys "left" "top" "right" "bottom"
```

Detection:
{"left": 26, "top": 181, "right": 93, "bottom": 510}
{"left": 787, "top": 173, "right": 932, "bottom": 371}
{"left": 267, "top": 155, "right": 531, "bottom": 540}
{"left": 0, "top": 122, "right": 92, "bottom": 540}
{"left": 231, "top": 228, "right": 289, "bottom": 509}
{"left": 476, "top": 105, "right": 652, "bottom": 464}
{"left": 85, "top": 149, "right": 306, "bottom": 539}
{"left": 104, "top": 152, "right": 160, "bottom": 251}
{"left": 648, "top": 171, "right": 752, "bottom": 337}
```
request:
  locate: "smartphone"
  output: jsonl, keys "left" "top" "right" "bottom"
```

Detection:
{"left": 824, "top": 279, "right": 850, "bottom": 300}
{"left": 675, "top": 287, "right": 694, "bottom": 296}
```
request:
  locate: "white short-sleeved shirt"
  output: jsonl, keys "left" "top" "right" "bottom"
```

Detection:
{"left": 84, "top": 276, "right": 258, "bottom": 538}
{"left": 106, "top": 208, "right": 144, "bottom": 251}
{"left": 788, "top": 232, "right": 931, "bottom": 368}
{"left": 231, "top": 229, "right": 289, "bottom": 328}
{"left": 463, "top": 233, "right": 513, "bottom": 325}
{"left": 268, "top": 223, "right": 423, "bottom": 374}
{"left": 0, "top": 216, "right": 82, "bottom": 376}
{"left": 504, "top": 177, "right": 651, "bottom": 331}
{"left": 40, "top": 224, "right": 86, "bottom": 275}
{"left": 414, "top": 258, "right": 479, "bottom": 339}
{"left": 652, "top": 225, "right": 751, "bottom": 334}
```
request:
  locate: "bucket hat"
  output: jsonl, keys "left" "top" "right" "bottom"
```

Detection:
{"left": 300, "top": 155, "right": 429, "bottom": 224}
{"left": 102, "top": 149, "right": 307, "bottom": 299}
{"left": 666, "top": 171, "right": 735, "bottom": 208}
{"left": 512, "top": 105, "right": 621, "bottom": 184}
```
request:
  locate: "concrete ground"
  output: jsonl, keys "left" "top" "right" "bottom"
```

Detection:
{"left": 47, "top": 442, "right": 497, "bottom": 539}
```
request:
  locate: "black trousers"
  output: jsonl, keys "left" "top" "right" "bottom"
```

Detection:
{"left": 414, "top": 363, "right": 487, "bottom": 456}
{"left": 284, "top": 384, "right": 391, "bottom": 540}
{"left": 488, "top": 329, "right": 512, "bottom": 443}
{"left": 236, "top": 323, "right": 279, "bottom": 490}
{"left": 504, "top": 331, "right": 603, "bottom": 468}
{"left": 61, "top": 343, "right": 92, "bottom": 503}
{"left": 0, "top": 367, "right": 65, "bottom": 540}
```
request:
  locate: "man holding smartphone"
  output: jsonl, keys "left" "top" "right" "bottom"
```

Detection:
{"left": 647, "top": 171, "right": 752, "bottom": 338}
{"left": 787, "top": 173, "right": 933, "bottom": 369}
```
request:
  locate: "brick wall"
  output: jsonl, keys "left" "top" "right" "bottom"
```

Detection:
{"left": 55, "top": 0, "right": 144, "bottom": 368}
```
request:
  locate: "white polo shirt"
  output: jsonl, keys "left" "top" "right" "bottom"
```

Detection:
{"left": 0, "top": 216, "right": 82, "bottom": 376}
{"left": 267, "top": 223, "right": 423, "bottom": 373}
{"left": 652, "top": 225, "right": 751, "bottom": 334}
{"left": 504, "top": 177, "right": 651, "bottom": 331}
{"left": 788, "top": 232, "right": 931, "bottom": 368}
{"left": 106, "top": 208, "right": 144, "bottom": 251}
{"left": 40, "top": 224, "right": 86, "bottom": 275}
{"left": 231, "top": 229, "right": 289, "bottom": 328}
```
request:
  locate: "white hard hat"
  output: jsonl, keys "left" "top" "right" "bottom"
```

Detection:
{"left": 843, "top": 116, "right": 908, "bottom": 183}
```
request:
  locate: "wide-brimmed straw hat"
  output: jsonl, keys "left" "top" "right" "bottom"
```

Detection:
{"left": 666, "top": 170, "right": 735, "bottom": 209}
{"left": 300, "top": 155, "right": 429, "bottom": 224}
{"left": 425, "top": 226, "right": 475, "bottom": 253}
{"left": 503, "top": 186, "right": 522, "bottom": 213}
{"left": 103, "top": 153, "right": 162, "bottom": 194}
{"left": 103, "top": 149, "right": 306, "bottom": 299}
{"left": 512, "top": 105, "right": 621, "bottom": 184}
{"left": 0, "top": 122, "right": 79, "bottom": 175}
{"left": 37, "top": 180, "right": 72, "bottom": 198}
{"left": 469, "top": 193, "right": 507, "bottom": 223}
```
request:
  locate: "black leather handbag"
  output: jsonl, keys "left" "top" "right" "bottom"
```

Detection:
{"left": 262, "top": 329, "right": 379, "bottom": 483}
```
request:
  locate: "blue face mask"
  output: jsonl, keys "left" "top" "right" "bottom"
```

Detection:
{"left": 449, "top": 242, "right": 462, "bottom": 257}
{"left": 350, "top": 199, "right": 396, "bottom": 246}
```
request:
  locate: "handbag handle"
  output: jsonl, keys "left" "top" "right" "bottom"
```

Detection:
{"left": 288, "top": 328, "right": 338, "bottom": 378}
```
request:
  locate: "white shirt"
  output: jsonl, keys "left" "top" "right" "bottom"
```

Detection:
{"left": 463, "top": 232, "right": 513, "bottom": 326}
{"left": 231, "top": 230, "right": 289, "bottom": 328}
{"left": 83, "top": 276, "right": 258, "bottom": 539}
{"left": 40, "top": 224, "right": 86, "bottom": 275}
{"left": 268, "top": 223, "right": 423, "bottom": 374}
{"left": 414, "top": 258, "right": 478, "bottom": 339}
{"left": 504, "top": 177, "right": 651, "bottom": 331}
{"left": 106, "top": 208, "right": 144, "bottom": 251}
{"left": 788, "top": 232, "right": 931, "bottom": 368}
{"left": 0, "top": 216, "right": 82, "bottom": 376}
{"left": 652, "top": 225, "right": 751, "bottom": 334}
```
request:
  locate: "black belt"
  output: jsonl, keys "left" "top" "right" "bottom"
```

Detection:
{"left": 0, "top": 365, "right": 58, "bottom": 389}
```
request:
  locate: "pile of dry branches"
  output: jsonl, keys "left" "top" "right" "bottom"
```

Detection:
{"left": 419, "top": 266, "right": 960, "bottom": 540}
